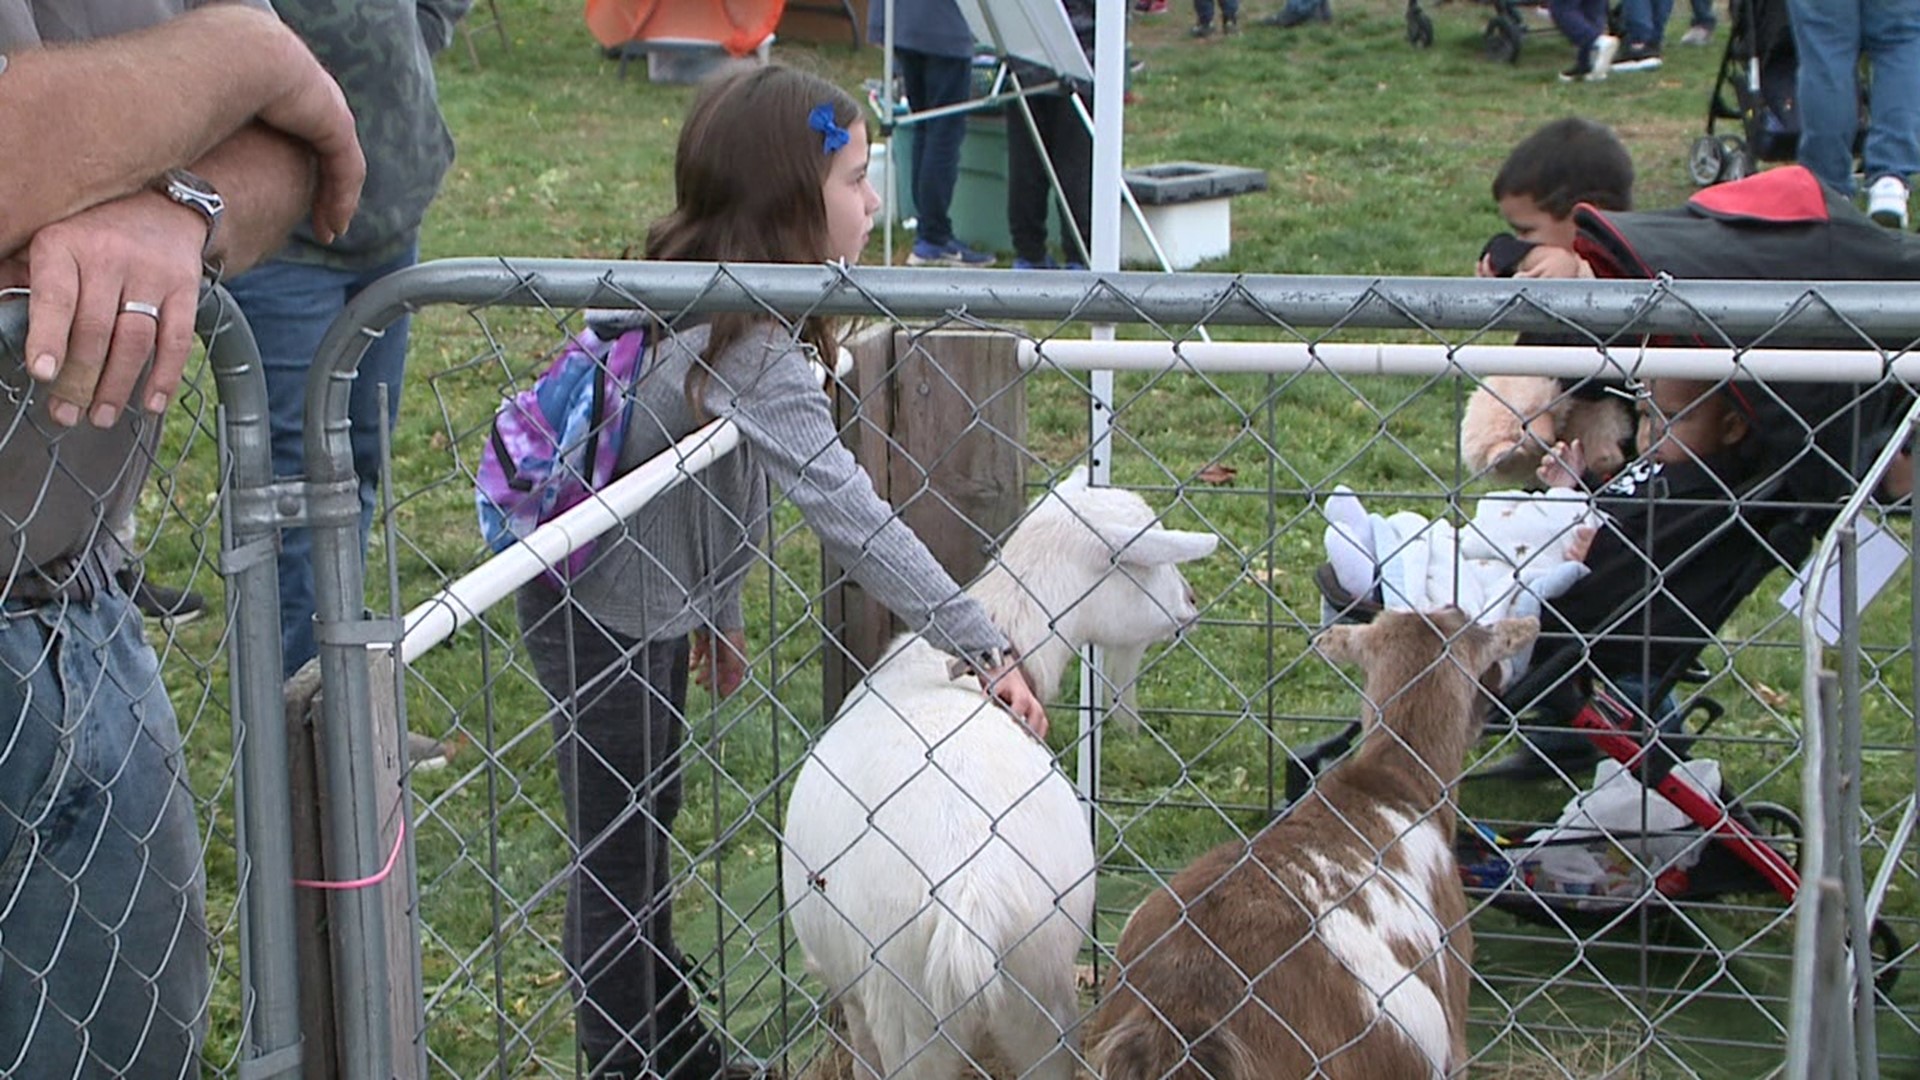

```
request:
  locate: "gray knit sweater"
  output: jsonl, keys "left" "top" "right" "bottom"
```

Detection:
{"left": 546, "top": 314, "right": 1007, "bottom": 662}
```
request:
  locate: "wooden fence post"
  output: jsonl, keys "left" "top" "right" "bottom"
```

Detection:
{"left": 286, "top": 654, "right": 424, "bottom": 1080}
{"left": 822, "top": 327, "right": 1027, "bottom": 719}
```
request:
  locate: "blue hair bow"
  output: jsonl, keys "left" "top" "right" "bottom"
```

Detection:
{"left": 809, "top": 103, "right": 850, "bottom": 155}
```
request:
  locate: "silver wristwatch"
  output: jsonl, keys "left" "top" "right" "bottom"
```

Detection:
{"left": 153, "top": 167, "right": 224, "bottom": 264}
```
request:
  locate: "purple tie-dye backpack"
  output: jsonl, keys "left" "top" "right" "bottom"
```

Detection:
{"left": 474, "top": 323, "right": 647, "bottom": 584}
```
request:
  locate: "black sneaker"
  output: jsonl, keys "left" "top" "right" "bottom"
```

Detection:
{"left": 652, "top": 958, "right": 763, "bottom": 1080}
{"left": 1190, "top": 20, "right": 1215, "bottom": 36}
{"left": 1223, "top": 12, "right": 1239, "bottom": 32}
{"left": 1612, "top": 40, "right": 1663, "bottom": 71}
{"left": 118, "top": 565, "right": 206, "bottom": 628}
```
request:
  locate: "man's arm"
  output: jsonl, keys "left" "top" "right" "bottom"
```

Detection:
{"left": 0, "top": 3, "right": 364, "bottom": 258}
{"left": 17, "top": 120, "right": 319, "bottom": 426}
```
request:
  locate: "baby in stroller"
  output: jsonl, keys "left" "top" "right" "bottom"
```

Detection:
{"left": 1326, "top": 164, "right": 1915, "bottom": 783}
{"left": 1322, "top": 375, "right": 1763, "bottom": 778}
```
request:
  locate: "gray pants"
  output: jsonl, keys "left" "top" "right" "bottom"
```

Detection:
{"left": 517, "top": 584, "right": 692, "bottom": 1076}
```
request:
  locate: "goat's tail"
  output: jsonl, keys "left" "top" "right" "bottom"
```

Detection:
{"left": 1088, "top": 1002, "right": 1255, "bottom": 1080}
{"left": 922, "top": 878, "right": 1009, "bottom": 1025}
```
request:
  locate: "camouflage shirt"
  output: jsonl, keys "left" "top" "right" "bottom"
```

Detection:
{"left": 267, "top": 0, "right": 469, "bottom": 268}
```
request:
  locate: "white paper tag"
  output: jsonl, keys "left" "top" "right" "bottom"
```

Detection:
{"left": 1778, "top": 517, "right": 1909, "bottom": 646}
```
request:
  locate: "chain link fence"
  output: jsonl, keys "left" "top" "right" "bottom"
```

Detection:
{"left": 7, "top": 263, "right": 1917, "bottom": 1079}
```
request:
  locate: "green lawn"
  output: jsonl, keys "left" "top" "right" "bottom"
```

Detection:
{"left": 144, "top": 0, "right": 1920, "bottom": 1076}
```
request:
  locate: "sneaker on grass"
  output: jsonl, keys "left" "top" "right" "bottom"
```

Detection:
{"left": 1612, "top": 41, "right": 1663, "bottom": 71}
{"left": 907, "top": 239, "right": 997, "bottom": 267}
{"left": 1868, "top": 175, "right": 1911, "bottom": 230}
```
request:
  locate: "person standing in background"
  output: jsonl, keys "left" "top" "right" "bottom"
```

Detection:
{"left": 1006, "top": 0, "right": 1094, "bottom": 271}
{"left": 1786, "top": 0, "right": 1920, "bottom": 229}
{"left": 226, "top": 0, "right": 470, "bottom": 679}
{"left": 871, "top": 0, "right": 998, "bottom": 266}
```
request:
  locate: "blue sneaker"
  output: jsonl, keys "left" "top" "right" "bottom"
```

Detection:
{"left": 908, "top": 239, "right": 997, "bottom": 267}
{"left": 1011, "top": 256, "right": 1060, "bottom": 270}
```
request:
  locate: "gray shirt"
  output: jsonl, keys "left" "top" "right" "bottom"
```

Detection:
{"left": 554, "top": 314, "right": 1007, "bottom": 663}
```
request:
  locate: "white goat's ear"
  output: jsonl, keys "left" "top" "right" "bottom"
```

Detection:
{"left": 1314, "top": 624, "right": 1368, "bottom": 666}
{"left": 1105, "top": 526, "right": 1219, "bottom": 566}
{"left": 1486, "top": 616, "right": 1540, "bottom": 665}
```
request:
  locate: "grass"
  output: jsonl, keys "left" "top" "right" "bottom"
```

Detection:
{"left": 132, "top": 0, "right": 1920, "bottom": 1076}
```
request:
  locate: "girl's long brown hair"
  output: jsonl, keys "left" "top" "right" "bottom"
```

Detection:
{"left": 646, "top": 65, "right": 863, "bottom": 409}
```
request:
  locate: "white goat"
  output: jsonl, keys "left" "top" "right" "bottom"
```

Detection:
{"left": 781, "top": 476, "right": 1218, "bottom": 1080}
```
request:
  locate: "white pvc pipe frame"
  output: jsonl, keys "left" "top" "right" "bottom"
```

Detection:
{"left": 394, "top": 352, "right": 848, "bottom": 666}
{"left": 398, "top": 338, "right": 1920, "bottom": 665}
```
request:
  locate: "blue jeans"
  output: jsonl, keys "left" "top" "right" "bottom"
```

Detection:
{"left": 226, "top": 244, "right": 417, "bottom": 677}
{"left": 1789, "top": 0, "right": 1920, "bottom": 193}
{"left": 1194, "top": 0, "right": 1240, "bottom": 21}
{"left": 0, "top": 590, "right": 207, "bottom": 1077}
{"left": 1690, "top": 0, "right": 1715, "bottom": 29}
{"left": 1550, "top": 0, "right": 1610, "bottom": 50}
{"left": 1619, "top": 0, "right": 1673, "bottom": 45}
{"left": 898, "top": 48, "right": 973, "bottom": 248}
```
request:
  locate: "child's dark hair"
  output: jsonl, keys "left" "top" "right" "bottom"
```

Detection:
{"left": 1491, "top": 117, "right": 1635, "bottom": 218}
{"left": 646, "top": 64, "right": 863, "bottom": 403}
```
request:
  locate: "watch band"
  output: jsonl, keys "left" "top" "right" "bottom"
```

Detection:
{"left": 154, "top": 167, "right": 224, "bottom": 265}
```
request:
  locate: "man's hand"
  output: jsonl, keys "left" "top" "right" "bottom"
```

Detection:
{"left": 6, "top": 191, "right": 206, "bottom": 426}
{"left": 254, "top": 50, "right": 365, "bottom": 243}
{"left": 981, "top": 661, "right": 1049, "bottom": 741}
{"left": 692, "top": 628, "right": 749, "bottom": 699}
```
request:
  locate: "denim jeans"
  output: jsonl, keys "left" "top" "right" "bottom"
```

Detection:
{"left": 1619, "top": 0, "right": 1673, "bottom": 45}
{"left": 898, "top": 48, "right": 974, "bottom": 248}
{"left": 1689, "top": 0, "right": 1715, "bottom": 29}
{"left": 0, "top": 590, "right": 207, "bottom": 1078}
{"left": 225, "top": 244, "right": 418, "bottom": 677}
{"left": 1194, "top": 0, "right": 1240, "bottom": 22}
{"left": 1788, "top": 0, "right": 1920, "bottom": 193}
{"left": 517, "top": 584, "right": 699, "bottom": 1077}
{"left": 1550, "top": 0, "right": 1610, "bottom": 50}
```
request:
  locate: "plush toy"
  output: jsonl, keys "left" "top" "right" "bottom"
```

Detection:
{"left": 1461, "top": 375, "right": 1636, "bottom": 484}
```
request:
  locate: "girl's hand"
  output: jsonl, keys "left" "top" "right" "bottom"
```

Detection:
{"left": 981, "top": 662, "right": 1049, "bottom": 741}
{"left": 692, "top": 628, "right": 749, "bottom": 698}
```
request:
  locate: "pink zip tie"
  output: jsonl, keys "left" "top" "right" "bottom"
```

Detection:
{"left": 294, "top": 817, "right": 406, "bottom": 891}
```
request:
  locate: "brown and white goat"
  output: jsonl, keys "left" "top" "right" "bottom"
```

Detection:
{"left": 1087, "top": 609, "right": 1537, "bottom": 1080}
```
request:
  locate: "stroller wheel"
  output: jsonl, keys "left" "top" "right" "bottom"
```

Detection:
{"left": 1746, "top": 801, "right": 1803, "bottom": 868}
{"left": 1717, "top": 135, "right": 1753, "bottom": 181}
{"left": 1406, "top": 7, "right": 1434, "bottom": 46}
{"left": 1688, "top": 134, "right": 1727, "bottom": 187}
{"left": 1482, "top": 17, "right": 1520, "bottom": 62}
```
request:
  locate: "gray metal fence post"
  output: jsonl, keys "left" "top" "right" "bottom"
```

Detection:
{"left": 200, "top": 286, "right": 305, "bottom": 1079}
{"left": 306, "top": 290, "right": 411, "bottom": 1080}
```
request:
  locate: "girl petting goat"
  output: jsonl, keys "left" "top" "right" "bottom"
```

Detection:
{"left": 782, "top": 476, "right": 1217, "bottom": 1080}
{"left": 1089, "top": 609, "right": 1537, "bottom": 1080}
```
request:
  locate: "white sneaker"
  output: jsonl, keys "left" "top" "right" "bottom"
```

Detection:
{"left": 1868, "top": 175, "right": 1911, "bottom": 229}
{"left": 1587, "top": 34, "right": 1619, "bottom": 80}
{"left": 1680, "top": 24, "right": 1712, "bottom": 45}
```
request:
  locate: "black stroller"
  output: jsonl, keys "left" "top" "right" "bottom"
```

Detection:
{"left": 1402, "top": 0, "right": 1608, "bottom": 65}
{"left": 1294, "top": 165, "right": 1916, "bottom": 984}
{"left": 1688, "top": 0, "right": 1801, "bottom": 185}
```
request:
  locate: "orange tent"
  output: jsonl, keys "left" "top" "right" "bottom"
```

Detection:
{"left": 585, "top": 0, "right": 785, "bottom": 57}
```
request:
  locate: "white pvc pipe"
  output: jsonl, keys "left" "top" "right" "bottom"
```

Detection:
{"left": 395, "top": 416, "right": 737, "bottom": 666}
{"left": 1016, "top": 339, "right": 1916, "bottom": 381}
{"left": 396, "top": 353, "right": 849, "bottom": 666}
